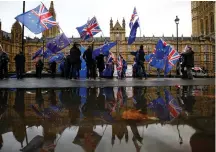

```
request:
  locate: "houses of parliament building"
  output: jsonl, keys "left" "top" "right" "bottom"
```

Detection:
{"left": 0, "top": 1, "right": 215, "bottom": 76}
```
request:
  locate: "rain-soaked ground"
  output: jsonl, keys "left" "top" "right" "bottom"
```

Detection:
{"left": 0, "top": 85, "right": 215, "bottom": 152}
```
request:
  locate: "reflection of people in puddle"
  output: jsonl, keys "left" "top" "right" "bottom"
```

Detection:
{"left": 181, "top": 86, "right": 196, "bottom": 114}
{"left": 96, "top": 88, "right": 105, "bottom": 111}
{"left": 14, "top": 89, "right": 25, "bottom": 118}
{"left": 190, "top": 131, "right": 215, "bottom": 152}
{"left": 82, "top": 88, "right": 97, "bottom": 118}
{"left": 0, "top": 90, "right": 8, "bottom": 119}
{"left": 61, "top": 88, "right": 81, "bottom": 124}
{"left": 49, "top": 89, "right": 57, "bottom": 106}
{"left": 35, "top": 88, "right": 44, "bottom": 109}
{"left": 133, "top": 87, "right": 147, "bottom": 114}
{"left": 12, "top": 89, "right": 26, "bottom": 148}
{"left": 128, "top": 120, "right": 143, "bottom": 152}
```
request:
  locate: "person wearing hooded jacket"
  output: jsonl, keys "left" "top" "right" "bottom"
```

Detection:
{"left": 180, "top": 46, "right": 194, "bottom": 79}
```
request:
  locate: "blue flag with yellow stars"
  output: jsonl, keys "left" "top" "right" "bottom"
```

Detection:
{"left": 46, "top": 33, "right": 70, "bottom": 53}
{"left": 92, "top": 41, "right": 117, "bottom": 59}
{"left": 15, "top": 3, "right": 57, "bottom": 34}
{"left": 49, "top": 52, "right": 64, "bottom": 63}
{"left": 155, "top": 38, "right": 170, "bottom": 59}
{"left": 79, "top": 45, "right": 87, "bottom": 78}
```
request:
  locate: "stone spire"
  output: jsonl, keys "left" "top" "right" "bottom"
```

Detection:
{"left": 122, "top": 18, "right": 125, "bottom": 29}
{"left": 49, "top": 1, "right": 56, "bottom": 19}
{"left": 110, "top": 18, "right": 113, "bottom": 29}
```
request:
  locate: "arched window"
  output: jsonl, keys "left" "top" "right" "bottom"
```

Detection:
{"left": 205, "top": 18, "right": 208, "bottom": 35}
{"left": 210, "top": 13, "right": 214, "bottom": 33}
{"left": 200, "top": 19, "right": 204, "bottom": 35}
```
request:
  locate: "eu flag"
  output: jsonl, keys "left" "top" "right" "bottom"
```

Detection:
{"left": 15, "top": 3, "right": 57, "bottom": 34}
{"left": 46, "top": 33, "right": 70, "bottom": 53}
{"left": 32, "top": 48, "right": 43, "bottom": 60}
{"left": 79, "top": 45, "right": 87, "bottom": 78}
{"left": 149, "top": 57, "right": 165, "bottom": 69}
{"left": 154, "top": 39, "right": 170, "bottom": 59}
{"left": 43, "top": 49, "right": 53, "bottom": 59}
{"left": 92, "top": 41, "right": 117, "bottom": 59}
{"left": 49, "top": 52, "right": 64, "bottom": 63}
{"left": 128, "top": 18, "right": 140, "bottom": 45}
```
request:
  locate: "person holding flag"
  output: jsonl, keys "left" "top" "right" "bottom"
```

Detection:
{"left": 136, "top": 45, "right": 147, "bottom": 79}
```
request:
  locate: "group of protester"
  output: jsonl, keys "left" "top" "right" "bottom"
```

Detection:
{"left": 0, "top": 43, "right": 194, "bottom": 80}
{"left": 59, "top": 42, "right": 129, "bottom": 80}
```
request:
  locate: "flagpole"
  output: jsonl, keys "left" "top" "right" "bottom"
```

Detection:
{"left": 22, "top": 1, "right": 25, "bottom": 54}
{"left": 57, "top": 24, "right": 72, "bottom": 45}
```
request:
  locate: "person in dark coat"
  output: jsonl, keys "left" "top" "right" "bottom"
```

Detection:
{"left": 49, "top": 61, "right": 56, "bottom": 78}
{"left": 96, "top": 51, "right": 105, "bottom": 78}
{"left": 180, "top": 46, "right": 194, "bottom": 79}
{"left": 35, "top": 56, "right": 44, "bottom": 79}
{"left": 0, "top": 52, "right": 9, "bottom": 79}
{"left": 14, "top": 52, "right": 25, "bottom": 79}
{"left": 70, "top": 43, "right": 81, "bottom": 79}
{"left": 83, "top": 44, "right": 96, "bottom": 79}
{"left": 136, "top": 45, "right": 147, "bottom": 79}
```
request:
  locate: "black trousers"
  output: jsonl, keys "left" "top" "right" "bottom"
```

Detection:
{"left": 51, "top": 69, "right": 56, "bottom": 78}
{"left": 137, "top": 61, "right": 147, "bottom": 78}
{"left": 0, "top": 65, "right": 8, "bottom": 79}
{"left": 86, "top": 62, "right": 96, "bottom": 79}
{"left": 16, "top": 66, "right": 24, "bottom": 79}
{"left": 70, "top": 63, "right": 79, "bottom": 79}
{"left": 36, "top": 67, "right": 42, "bottom": 78}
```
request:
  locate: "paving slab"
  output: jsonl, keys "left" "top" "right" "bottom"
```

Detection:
{"left": 0, "top": 78, "right": 214, "bottom": 88}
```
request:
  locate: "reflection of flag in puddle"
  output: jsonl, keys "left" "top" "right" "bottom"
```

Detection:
{"left": 164, "top": 89, "right": 182, "bottom": 120}
{"left": 147, "top": 97, "right": 170, "bottom": 121}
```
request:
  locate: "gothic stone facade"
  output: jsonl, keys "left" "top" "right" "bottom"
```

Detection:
{"left": 0, "top": 1, "right": 215, "bottom": 76}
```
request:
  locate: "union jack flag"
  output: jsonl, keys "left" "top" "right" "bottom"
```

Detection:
{"left": 129, "top": 7, "right": 138, "bottom": 29}
{"left": 116, "top": 56, "right": 123, "bottom": 78}
{"left": 164, "top": 89, "right": 182, "bottom": 120}
{"left": 77, "top": 17, "right": 101, "bottom": 40}
{"left": 164, "top": 46, "right": 180, "bottom": 75}
{"left": 15, "top": 3, "right": 57, "bottom": 34}
{"left": 117, "top": 87, "right": 124, "bottom": 107}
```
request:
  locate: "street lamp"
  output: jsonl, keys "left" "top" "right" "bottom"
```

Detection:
{"left": 175, "top": 16, "right": 180, "bottom": 77}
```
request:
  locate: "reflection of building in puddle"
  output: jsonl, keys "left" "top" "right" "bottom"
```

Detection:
{"left": 73, "top": 120, "right": 102, "bottom": 152}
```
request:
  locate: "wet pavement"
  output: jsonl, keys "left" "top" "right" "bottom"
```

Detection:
{"left": 0, "top": 78, "right": 214, "bottom": 88}
{"left": 0, "top": 85, "right": 215, "bottom": 152}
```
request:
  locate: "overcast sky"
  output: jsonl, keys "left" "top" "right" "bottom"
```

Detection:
{"left": 0, "top": 0, "right": 192, "bottom": 38}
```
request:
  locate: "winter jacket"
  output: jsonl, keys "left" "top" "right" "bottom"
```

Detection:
{"left": 70, "top": 47, "right": 81, "bottom": 64}
{"left": 181, "top": 50, "right": 194, "bottom": 67}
